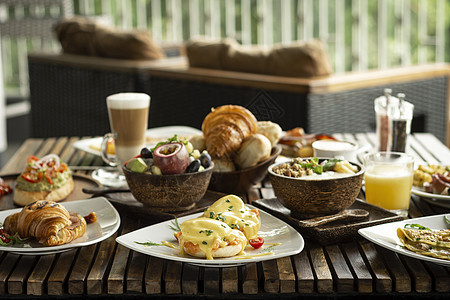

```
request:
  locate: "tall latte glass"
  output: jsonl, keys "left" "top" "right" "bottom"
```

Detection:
{"left": 93, "top": 93, "right": 150, "bottom": 187}
{"left": 364, "top": 152, "right": 414, "bottom": 218}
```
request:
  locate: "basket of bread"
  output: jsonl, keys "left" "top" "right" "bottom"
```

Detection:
{"left": 189, "top": 105, "right": 282, "bottom": 194}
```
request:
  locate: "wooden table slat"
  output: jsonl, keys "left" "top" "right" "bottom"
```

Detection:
{"left": 325, "top": 244, "right": 354, "bottom": 293}
{"left": 86, "top": 232, "right": 119, "bottom": 294}
{"left": 47, "top": 248, "right": 78, "bottom": 295}
{"left": 241, "top": 263, "right": 259, "bottom": 294}
{"left": 292, "top": 251, "right": 315, "bottom": 293}
{"left": 68, "top": 244, "right": 98, "bottom": 295}
{"left": 375, "top": 246, "right": 411, "bottom": 293}
{"left": 262, "top": 259, "right": 279, "bottom": 293}
{"left": 203, "top": 267, "right": 220, "bottom": 295}
{"left": 8, "top": 255, "right": 37, "bottom": 295}
{"left": 164, "top": 260, "right": 182, "bottom": 294}
{"left": 359, "top": 241, "right": 392, "bottom": 293}
{"left": 309, "top": 246, "right": 333, "bottom": 293}
{"left": 276, "top": 257, "right": 296, "bottom": 293}
{"left": 126, "top": 251, "right": 146, "bottom": 293}
{"left": 401, "top": 256, "right": 432, "bottom": 293}
{"left": 144, "top": 257, "right": 165, "bottom": 294}
{"left": 26, "top": 254, "right": 56, "bottom": 296}
{"left": 340, "top": 242, "right": 373, "bottom": 293}
{"left": 221, "top": 267, "right": 238, "bottom": 294}
{"left": 181, "top": 263, "right": 199, "bottom": 295}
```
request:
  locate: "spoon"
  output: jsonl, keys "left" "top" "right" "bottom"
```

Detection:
{"left": 82, "top": 186, "right": 130, "bottom": 196}
{"left": 297, "top": 209, "right": 369, "bottom": 227}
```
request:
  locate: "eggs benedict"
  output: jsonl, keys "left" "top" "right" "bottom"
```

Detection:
{"left": 203, "top": 195, "right": 261, "bottom": 239}
{"left": 176, "top": 217, "right": 247, "bottom": 260}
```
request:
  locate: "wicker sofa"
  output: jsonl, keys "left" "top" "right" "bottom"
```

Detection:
{"left": 27, "top": 52, "right": 450, "bottom": 146}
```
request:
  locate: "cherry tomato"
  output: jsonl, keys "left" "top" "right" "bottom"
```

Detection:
{"left": 249, "top": 237, "right": 264, "bottom": 249}
{"left": 0, "top": 229, "right": 11, "bottom": 244}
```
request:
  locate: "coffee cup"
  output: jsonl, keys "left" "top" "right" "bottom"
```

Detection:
{"left": 312, "top": 140, "right": 358, "bottom": 162}
{"left": 100, "top": 92, "right": 150, "bottom": 167}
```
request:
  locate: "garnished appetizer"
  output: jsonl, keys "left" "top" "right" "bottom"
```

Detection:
{"left": 14, "top": 155, "right": 73, "bottom": 206}
{"left": 175, "top": 217, "right": 247, "bottom": 260}
{"left": 397, "top": 221, "right": 450, "bottom": 261}
{"left": 203, "top": 195, "right": 261, "bottom": 242}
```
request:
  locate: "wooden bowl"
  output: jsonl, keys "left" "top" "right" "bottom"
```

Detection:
{"left": 122, "top": 163, "right": 214, "bottom": 212}
{"left": 268, "top": 158, "right": 365, "bottom": 219}
{"left": 208, "top": 146, "right": 281, "bottom": 194}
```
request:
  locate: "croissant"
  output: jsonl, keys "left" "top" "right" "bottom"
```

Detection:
{"left": 3, "top": 200, "right": 87, "bottom": 246}
{"left": 202, "top": 105, "right": 258, "bottom": 158}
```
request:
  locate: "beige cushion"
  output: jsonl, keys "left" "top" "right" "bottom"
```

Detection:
{"left": 54, "top": 17, "right": 165, "bottom": 60}
{"left": 186, "top": 37, "right": 333, "bottom": 77}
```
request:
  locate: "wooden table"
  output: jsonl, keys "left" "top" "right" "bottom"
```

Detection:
{"left": 0, "top": 133, "right": 449, "bottom": 299}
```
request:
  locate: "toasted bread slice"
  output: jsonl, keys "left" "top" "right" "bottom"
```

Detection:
{"left": 13, "top": 176, "right": 74, "bottom": 206}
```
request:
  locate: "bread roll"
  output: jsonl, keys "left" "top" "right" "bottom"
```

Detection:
{"left": 235, "top": 134, "right": 272, "bottom": 169}
{"left": 257, "top": 121, "right": 283, "bottom": 147}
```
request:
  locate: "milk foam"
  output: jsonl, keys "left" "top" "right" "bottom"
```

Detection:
{"left": 107, "top": 93, "right": 150, "bottom": 109}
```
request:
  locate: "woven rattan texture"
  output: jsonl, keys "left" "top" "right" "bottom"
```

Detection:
{"left": 144, "top": 77, "right": 309, "bottom": 131}
{"left": 308, "top": 76, "right": 448, "bottom": 143}
{"left": 29, "top": 62, "right": 138, "bottom": 137}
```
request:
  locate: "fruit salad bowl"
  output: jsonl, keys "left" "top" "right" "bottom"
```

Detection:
{"left": 122, "top": 162, "right": 214, "bottom": 212}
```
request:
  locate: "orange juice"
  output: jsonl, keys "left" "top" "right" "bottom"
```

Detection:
{"left": 364, "top": 165, "right": 413, "bottom": 210}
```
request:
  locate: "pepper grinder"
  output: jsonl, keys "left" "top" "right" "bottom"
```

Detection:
{"left": 388, "top": 93, "right": 414, "bottom": 153}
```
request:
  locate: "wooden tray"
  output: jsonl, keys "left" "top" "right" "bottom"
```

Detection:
{"left": 0, "top": 173, "right": 101, "bottom": 210}
{"left": 102, "top": 190, "right": 226, "bottom": 223}
{"left": 252, "top": 198, "right": 404, "bottom": 245}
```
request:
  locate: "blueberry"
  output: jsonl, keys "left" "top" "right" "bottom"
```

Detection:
{"left": 186, "top": 159, "right": 201, "bottom": 173}
{"left": 200, "top": 152, "right": 212, "bottom": 168}
{"left": 140, "top": 147, "right": 153, "bottom": 158}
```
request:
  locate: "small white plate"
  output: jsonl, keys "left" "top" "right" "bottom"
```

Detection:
{"left": 116, "top": 205, "right": 304, "bottom": 267}
{"left": 411, "top": 186, "right": 450, "bottom": 201}
{"left": 0, "top": 197, "right": 120, "bottom": 255}
{"left": 72, "top": 126, "right": 202, "bottom": 157}
{"left": 358, "top": 214, "right": 450, "bottom": 266}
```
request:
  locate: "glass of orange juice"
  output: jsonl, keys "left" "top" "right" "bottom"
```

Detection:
{"left": 363, "top": 152, "right": 414, "bottom": 217}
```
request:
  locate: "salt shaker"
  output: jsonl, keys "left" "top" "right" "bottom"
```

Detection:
{"left": 374, "top": 88, "right": 398, "bottom": 151}
{"left": 388, "top": 93, "right": 414, "bottom": 152}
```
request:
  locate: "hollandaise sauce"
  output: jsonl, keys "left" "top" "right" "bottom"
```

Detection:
{"left": 203, "top": 195, "right": 261, "bottom": 239}
{"left": 179, "top": 217, "right": 247, "bottom": 260}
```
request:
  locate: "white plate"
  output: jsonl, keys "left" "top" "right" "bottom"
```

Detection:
{"left": 358, "top": 214, "right": 450, "bottom": 266}
{"left": 0, "top": 197, "right": 120, "bottom": 255}
{"left": 116, "top": 205, "right": 304, "bottom": 267}
{"left": 420, "top": 197, "right": 450, "bottom": 209}
{"left": 411, "top": 186, "right": 450, "bottom": 201}
{"left": 72, "top": 126, "right": 202, "bottom": 157}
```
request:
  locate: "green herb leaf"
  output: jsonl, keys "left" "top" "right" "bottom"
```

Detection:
{"left": 322, "top": 159, "right": 341, "bottom": 171}
{"left": 404, "top": 224, "right": 430, "bottom": 230}
{"left": 169, "top": 217, "right": 181, "bottom": 231}
{"left": 134, "top": 241, "right": 163, "bottom": 246}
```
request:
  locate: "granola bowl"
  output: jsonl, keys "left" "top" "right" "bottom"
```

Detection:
{"left": 268, "top": 158, "right": 365, "bottom": 219}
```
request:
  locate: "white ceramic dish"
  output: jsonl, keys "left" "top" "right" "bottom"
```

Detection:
{"left": 411, "top": 186, "right": 450, "bottom": 201}
{"left": 0, "top": 197, "right": 120, "bottom": 255}
{"left": 72, "top": 126, "right": 202, "bottom": 157}
{"left": 358, "top": 214, "right": 450, "bottom": 266}
{"left": 116, "top": 205, "right": 304, "bottom": 267}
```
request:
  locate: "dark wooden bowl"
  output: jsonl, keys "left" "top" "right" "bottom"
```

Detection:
{"left": 268, "top": 158, "right": 365, "bottom": 219}
{"left": 122, "top": 163, "right": 214, "bottom": 212}
{"left": 208, "top": 146, "right": 282, "bottom": 195}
